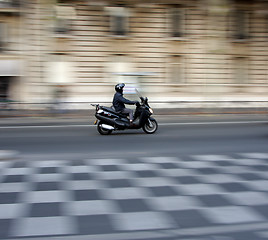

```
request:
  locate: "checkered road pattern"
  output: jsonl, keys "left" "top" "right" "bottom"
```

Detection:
{"left": 1, "top": 153, "right": 268, "bottom": 239}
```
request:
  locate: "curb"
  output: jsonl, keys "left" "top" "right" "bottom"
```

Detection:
{"left": 0, "top": 107, "right": 268, "bottom": 118}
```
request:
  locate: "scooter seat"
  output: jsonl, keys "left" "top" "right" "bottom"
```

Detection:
{"left": 101, "top": 106, "right": 116, "bottom": 113}
{"left": 101, "top": 106, "right": 129, "bottom": 117}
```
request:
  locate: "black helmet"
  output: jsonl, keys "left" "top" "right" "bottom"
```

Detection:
{"left": 115, "top": 83, "right": 125, "bottom": 93}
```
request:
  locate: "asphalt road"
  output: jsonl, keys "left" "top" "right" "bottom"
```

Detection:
{"left": 0, "top": 114, "right": 267, "bottom": 160}
{"left": 1, "top": 114, "right": 268, "bottom": 240}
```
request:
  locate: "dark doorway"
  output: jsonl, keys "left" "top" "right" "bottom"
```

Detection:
{"left": 0, "top": 76, "right": 12, "bottom": 110}
{"left": 0, "top": 77, "right": 11, "bottom": 100}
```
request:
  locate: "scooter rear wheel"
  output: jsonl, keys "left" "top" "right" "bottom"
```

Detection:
{"left": 143, "top": 119, "right": 158, "bottom": 134}
{"left": 97, "top": 121, "right": 112, "bottom": 135}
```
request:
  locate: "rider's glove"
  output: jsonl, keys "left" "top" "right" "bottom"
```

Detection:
{"left": 135, "top": 101, "right": 140, "bottom": 106}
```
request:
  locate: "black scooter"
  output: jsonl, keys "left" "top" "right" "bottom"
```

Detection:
{"left": 91, "top": 92, "right": 158, "bottom": 135}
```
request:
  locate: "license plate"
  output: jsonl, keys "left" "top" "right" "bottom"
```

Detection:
{"left": 94, "top": 120, "right": 98, "bottom": 125}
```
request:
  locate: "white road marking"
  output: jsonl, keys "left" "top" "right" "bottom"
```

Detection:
{"left": 159, "top": 121, "right": 268, "bottom": 126}
{"left": 0, "top": 124, "right": 94, "bottom": 129}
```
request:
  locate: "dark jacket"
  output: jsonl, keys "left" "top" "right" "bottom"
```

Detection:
{"left": 113, "top": 92, "right": 136, "bottom": 112}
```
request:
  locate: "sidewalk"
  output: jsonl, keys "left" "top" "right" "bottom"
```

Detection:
{"left": 0, "top": 150, "right": 19, "bottom": 160}
{"left": 0, "top": 100, "right": 267, "bottom": 128}
{"left": 1, "top": 153, "right": 268, "bottom": 240}
{"left": 1, "top": 103, "right": 268, "bottom": 119}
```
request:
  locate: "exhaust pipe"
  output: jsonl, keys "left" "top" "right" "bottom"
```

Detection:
{"left": 101, "top": 124, "right": 114, "bottom": 130}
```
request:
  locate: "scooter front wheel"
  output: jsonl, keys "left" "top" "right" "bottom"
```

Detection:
{"left": 97, "top": 121, "right": 113, "bottom": 135}
{"left": 143, "top": 119, "right": 158, "bottom": 134}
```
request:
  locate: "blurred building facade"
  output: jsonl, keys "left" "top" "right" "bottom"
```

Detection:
{"left": 1, "top": 0, "right": 268, "bottom": 106}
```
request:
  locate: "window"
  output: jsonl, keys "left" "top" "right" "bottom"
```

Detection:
{"left": 46, "top": 54, "right": 74, "bottom": 84}
{"left": 54, "top": 5, "right": 75, "bottom": 34}
{"left": 233, "top": 57, "right": 249, "bottom": 84}
{"left": 107, "top": 6, "right": 129, "bottom": 36}
{"left": 228, "top": 9, "right": 249, "bottom": 40}
{"left": 168, "top": 6, "right": 185, "bottom": 38}
{"left": 169, "top": 55, "right": 185, "bottom": 83}
{"left": 234, "top": 10, "right": 248, "bottom": 40}
{"left": 0, "top": 0, "right": 9, "bottom": 6}
{"left": 0, "top": 22, "right": 7, "bottom": 51}
{"left": 0, "top": 0, "right": 19, "bottom": 7}
{"left": 108, "top": 54, "right": 133, "bottom": 80}
{"left": 107, "top": 54, "right": 138, "bottom": 91}
{"left": 266, "top": 15, "right": 268, "bottom": 40}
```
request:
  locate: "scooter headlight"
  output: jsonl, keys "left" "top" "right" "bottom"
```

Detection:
{"left": 149, "top": 108, "right": 153, "bottom": 114}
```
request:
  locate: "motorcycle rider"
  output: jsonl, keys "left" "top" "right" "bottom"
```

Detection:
{"left": 113, "top": 83, "right": 138, "bottom": 125}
